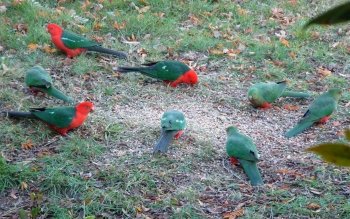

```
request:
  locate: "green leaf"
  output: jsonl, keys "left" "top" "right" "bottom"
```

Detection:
{"left": 345, "top": 129, "right": 350, "bottom": 141}
{"left": 306, "top": 142, "right": 350, "bottom": 167}
{"left": 18, "top": 209, "right": 28, "bottom": 219}
{"left": 303, "top": 2, "right": 350, "bottom": 30}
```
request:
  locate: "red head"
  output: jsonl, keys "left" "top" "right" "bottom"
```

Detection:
{"left": 47, "top": 23, "right": 63, "bottom": 36}
{"left": 183, "top": 69, "right": 198, "bottom": 85}
{"left": 76, "top": 101, "right": 94, "bottom": 115}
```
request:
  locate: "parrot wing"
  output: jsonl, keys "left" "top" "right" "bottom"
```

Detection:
{"left": 61, "top": 30, "right": 99, "bottom": 49}
{"left": 30, "top": 106, "right": 76, "bottom": 128}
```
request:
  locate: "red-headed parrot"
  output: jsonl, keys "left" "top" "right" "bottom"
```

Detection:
{"left": 47, "top": 23, "right": 127, "bottom": 59}
{"left": 25, "top": 66, "right": 73, "bottom": 103}
{"left": 2, "top": 101, "right": 94, "bottom": 136}
{"left": 248, "top": 81, "right": 310, "bottom": 109}
{"left": 117, "top": 60, "right": 198, "bottom": 87}
{"left": 226, "top": 126, "right": 263, "bottom": 186}
{"left": 285, "top": 88, "right": 342, "bottom": 138}
{"left": 153, "top": 110, "right": 186, "bottom": 154}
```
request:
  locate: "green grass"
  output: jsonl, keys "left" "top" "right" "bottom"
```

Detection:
{"left": 0, "top": 0, "right": 349, "bottom": 218}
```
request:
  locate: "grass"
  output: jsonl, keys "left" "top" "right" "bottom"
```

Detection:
{"left": 0, "top": 0, "right": 349, "bottom": 218}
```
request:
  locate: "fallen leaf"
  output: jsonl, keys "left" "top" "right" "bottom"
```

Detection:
{"left": 289, "top": 0, "right": 298, "bottom": 6}
{"left": 10, "top": 190, "right": 18, "bottom": 199}
{"left": 280, "top": 38, "right": 290, "bottom": 47}
{"left": 237, "top": 8, "right": 248, "bottom": 16}
{"left": 307, "top": 202, "right": 320, "bottom": 210}
{"left": 306, "top": 142, "right": 350, "bottom": 166}
{"left": 209, "top": 48, "right": 224, "bottom": 55}
{"left": 15, "top": 23, "right": 28, "bottom": 34}
{"left": 137, "top": 5, "right": 150, "bottom": 14}
{"left": 188, "top": 14, "right": 201, "bottom": 25}
{"left": 272, "top": 60, "right": 284, "bottom": 67}
{"left": 21, "top": 139, "right": 34, "bottom": 150}
{"left": 289, "top": 51, "right": 296, "bottom": 59}
{"left": 223, "top": 208, "right": 244, "bottom": 219}
{"left": 41, "top": 44, "right": 57, "bottom": 54}
{"left": 283, "top": 104, "right": 300, "bottom": 111}
{"left": 113, "top": 21, "right": 126, "bottom": 30}
{"left": 317, "top": 67, "right": 332, "bottom": 77}
{"left": 332, "top": 121, "right": 341, "bottom": 127}
{"left": 20, "top": 181, "right": 28, "bottom": 190}
{"left": 276, "top": 169, "right": 303, "bottom": 177}
{"left": 93, "top": 22, "right": 103, "bottom": 30}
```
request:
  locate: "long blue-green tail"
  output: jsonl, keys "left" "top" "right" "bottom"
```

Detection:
{"left": 2, "top": 111, "right": 33, "bottom": 118}
{"left": 88, "top": 46, "right": 127, "bottom": 59}
{"left": 153, "top": 130, "right": 177, "bottom": 154}
{"left": 46, "top": 87, "right": 73, "bottom": 103}
{"left": 281, "top": 91, "right": 311, "bottom": 98}
{"left": 239, "top": 159, "right": 263, "bottom": 186}
{"left": 285, "top": 120, "right": 314, "bottom": 138}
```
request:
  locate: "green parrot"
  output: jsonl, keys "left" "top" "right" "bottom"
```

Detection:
{"left": 226, "top": 126, "right": 263, "bottom": 186}
{"left": 117, "top": 60, "right": 198, "bottom": 87}
{"left": 25, "top": 66, "right": 73, "bottom": 103}
{"left": 285, "top": 88, "right": 342, "bottom": 138}
{"left": 2, "top": 101, "right": 94, "bottom": 136}
{"left": 248, "top": 81, "right": 310, "bottom": 109}
{"left": 153, "top": 110, "right": 186, "bottom": 154}
{"left": 47, "top": 23, "right": 127, "bottom": 59}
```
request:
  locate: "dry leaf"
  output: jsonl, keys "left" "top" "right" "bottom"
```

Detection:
{"left": 272, "top": 60, "right": 284, "bottom": 67}
{"left": 14, "top": 23, "right": 28, "bottom": 34}
{"left": 93, "top": 22, "right": 103, "bottom": 30}
{"left": 223, "top": 208, "right": 244, "bottom": 219}
{"left": 20, "top": 181, "right": 28, "bottom": 190}
{"left": 317, "top": 67, "right": 332, "bottom": 77}
{"left": 289, "top": 51, "right": 296, "bottom": 59}
{"left": 10, "top": 190, "right": 18, "bottom": 199}
{"left": 283, "top": 104, "right": 300, "bottom": 111}
{"left": 21, "top": 139, "right": 34, "bottom": 150}
{"left": 137, "top": 5, "right": 150, "bottom": 14}
{"left": 237, "top": 8, "right": 248, "bottom": 16}
{"left": 276, "top": 169, "right": 303, "bottom": 177}
{"left": 209, "top": 48, "right": 224, "bottom": 55}
{"left": 280, "top": 38, "right": 290, "bottom": 47}
{"left": 113, "top": 21, "right": 126, "bottom": 30}
{"left": 41, "top": 44, "right": 57, "bottom": 54}
{"left": 307, "top": 203, "right": 320, "bottom": 210}
{"left": 188, "top": 14, "right": 201, "bottom": 25}
{"left": 81, "top": 0, "right": 91, "bottom": 11}
{"left": 289, "top": 0, "right": 298, "bottom": 6}
{"left": 127, "top": 33, "right": 137, "bottom": 42}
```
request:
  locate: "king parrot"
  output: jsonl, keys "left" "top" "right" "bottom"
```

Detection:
{"left": 25, "top": 66, "right": 73, "bottom": 103}
{"left": 285, "top": 88, "right": 342, "bottom": 138}
{"left": 226, "top": 126, "right": 263, "bottom": 186}
{"left": 153, "top": 110, "right": 186, "bottom": 154}
{"left": 117, "top": 60, "right": 198, "bottom": 87}
{"left": 47, "top": 23, "right": 127, "bottom": 59}
{"left": 2, "top": 101, "right": 94, "bottom": 136}
{"left": 248, "top": 81, "right": 310, "bottom": 109}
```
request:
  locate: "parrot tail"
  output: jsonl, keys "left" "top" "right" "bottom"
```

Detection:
{"left": 2, "top": 111, "right": 33, "bottom": 118}
{"left": 87, "top": 46, "right": 128, "bottom": 59}
{"left": 116, "top": 66, "right": 145, "bottom": 73}
{"left": 46, "top": 87, "right": 74, "bottom": 103}
{"left": 281, "top": 91, "right": 311, "bottom": 98}
{"left": 153, "top": 130, "right": 178, "bottom": 154}
{"left": 285, "top": 120, "right": 314, "bottom": 138}
{"left": 239, "top": 159, "right": 263, "bottom": 186}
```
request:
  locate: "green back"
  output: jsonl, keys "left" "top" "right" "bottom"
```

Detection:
{"left": 25, "top": 66, "right": 52, "bottom": 88}
{"left": 141, "top": 61, "right": 190, "bottom": 80}
{"left": 302, "top": 88, "right": 341, "bottom": 123}
{"left": 161, "top": 110, "right": 186, "bottom": 131}
{"left": 248, "top": 81, "right": 287, "bottom": 104}
{"left": 62, "top": 30, "right": 98, "bottom": 49}
{"left": 31, "top": 106, "right": 76, "bottom": 128}
{"left": 226, "top": 126, "right": 259, "bottom": 162}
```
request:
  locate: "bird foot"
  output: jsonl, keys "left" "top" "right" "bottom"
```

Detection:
{"left": 174, "top": 130, "right": 184, "bottom": 140}
{"left": 229, "top": 157, "right": 239, "bottom": 165}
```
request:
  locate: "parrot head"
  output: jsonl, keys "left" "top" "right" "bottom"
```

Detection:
{"left": 183, "top": 70, "right": 198, "bottom": 86}
{"left": 247, "top": 88, "right": 264, "bottom": 107}
{"left": 76, "top": 101, "right": 94, "bottom": 115}
{"left": 47, "top": 23, "right": 63, "bottom": 36}
{"left": 161, "top": 110, "right": 186, "bottom": 131}
{"left": 226, "top": 126, "right": 238, "bottom": 135}
{"left": 328, "top": 88, "right": 342, "bottom": 100}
